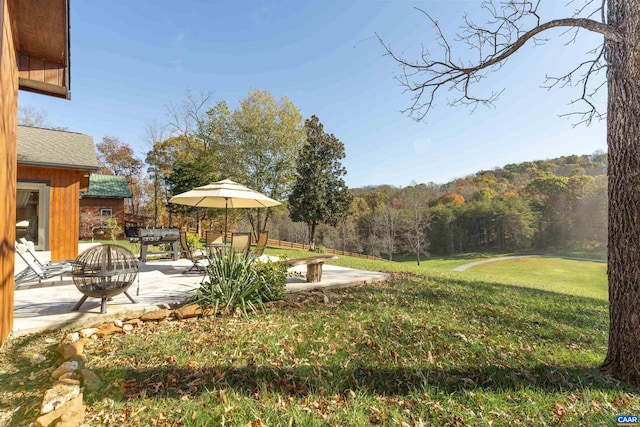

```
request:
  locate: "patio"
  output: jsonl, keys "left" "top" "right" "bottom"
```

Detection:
{"left": 12, "top": 255, "right": 387, "bottom": 338}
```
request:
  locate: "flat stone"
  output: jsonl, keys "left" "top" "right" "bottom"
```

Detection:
{"left": 97, "top": 323, "right": 123, "bottom": 337}
{"left": 36, "top": 394, "right": 83, "bottom": 427}
{"left": 59, "top": 339, "right": 87, "bottom": 360}
{"left": 174, "top": 304, "right": 214, "bottom": 319}
{"left": 140, "top": 308, "right": 171, "bottom": 321}
{"left": 41, "top": 382, "right": 81, "bottom": 414}
{"left": 51, "top": 361, "right": 79, "bottom": 379}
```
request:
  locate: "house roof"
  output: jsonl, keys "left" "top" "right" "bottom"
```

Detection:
{"left": 83, "top": 174, "right": 133, "bottom": 198}
{"left": 17, "top": 125, "right": 99, "bottom": 171}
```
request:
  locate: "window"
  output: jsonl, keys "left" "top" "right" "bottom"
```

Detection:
{"left": 16, "top": 182, "right": 49, "bottom": 250}
{"left": 100, "top": 208, "right": 113, "bottom": 227}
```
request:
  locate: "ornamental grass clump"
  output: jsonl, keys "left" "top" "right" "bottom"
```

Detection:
{"left": 195, "top": 251, "right": 287, "bottom": 316}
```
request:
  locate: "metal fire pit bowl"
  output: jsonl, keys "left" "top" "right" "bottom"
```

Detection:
{"left": 71, "top": 244, "right": 139, "bottom": 314}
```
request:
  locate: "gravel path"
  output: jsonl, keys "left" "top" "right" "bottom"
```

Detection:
{"left": 451, "top": 255, "right": 605, "bottom": 272}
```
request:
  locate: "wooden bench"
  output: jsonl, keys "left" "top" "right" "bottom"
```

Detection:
{"left": 286, "top": 255, "right": 338, "bottom": 283}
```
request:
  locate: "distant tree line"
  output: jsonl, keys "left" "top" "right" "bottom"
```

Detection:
{"left": 21, "top": 99, "right": 606, "bottom": 258}
{"left": 269, "top": 152, "right": 607, "bottom": 259}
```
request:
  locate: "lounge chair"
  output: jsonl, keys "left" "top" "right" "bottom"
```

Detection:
{"left": 230, "top": 232, "right": 251, "bottom": 256}
{"left": 18, "top": 237, "right": 74, "bottom": 268}
{"left": 14, "top": 242, "right": 72, "bottom": 287}
{"left": 179, "top": 231, "right": 209, "bottom": 274}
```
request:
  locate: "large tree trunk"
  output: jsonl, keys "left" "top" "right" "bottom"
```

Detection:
{"left": 601, "top": 0, "right": 640, "bottom": 386}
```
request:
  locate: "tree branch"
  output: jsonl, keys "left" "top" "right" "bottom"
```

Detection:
{"left": 378, "top": 1, "right": 618, "bottom": 122}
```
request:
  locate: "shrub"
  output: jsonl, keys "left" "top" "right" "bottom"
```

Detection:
{"left": 255, "top": 256, "right": 288, "bottom": 302}
{"left": 195, "top": 251, "right": 288, "bottom": 316}
{"left": 105, "top": 218, "right": 122, "bottom": 242}
{"left": 185, "top": 232, "right": 202, "bottom": 251}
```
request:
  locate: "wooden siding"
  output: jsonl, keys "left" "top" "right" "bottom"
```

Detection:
{"left": 13, "top": 0, "right": 69, "bottom": 99}
{"left": 1, "top": 0, "right": 18, "bottom": 347}
{"left": 17, "top": 165, "right": 83, "bottom": 261}
{"left": 79, "top": 198, "right": 126, "bottom": 239}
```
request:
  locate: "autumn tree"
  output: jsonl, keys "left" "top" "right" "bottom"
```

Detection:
{"left": 231, "top": 89, "right": 306, "bottom": 237}
{"left": 97, "top": 136, "right": 144, "bottom": 214}
{"left": 288, "top": 115, "right": 353, "bottom": 251}
{"left": 380, "top": 0, "right": 638, "bottom": 385}
{"left": 399, "top": 183, "right": 435, "bottom": 265}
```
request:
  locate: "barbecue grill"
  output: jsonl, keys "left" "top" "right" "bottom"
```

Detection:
{"left": 71, "top": 244, "right": 139, "bottom": 314}
{"left": 130, "top": 227, "right": 180, "bottom": 262}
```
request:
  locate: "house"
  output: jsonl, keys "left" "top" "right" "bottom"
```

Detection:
{"left": 17, "top": 125, "right": 98, "bottom": 258}
{"left": 1, "top": 0, "right": 71, "bottom": 345}
{"left": 80, "top": 174, "right": 133, "bottom": 239}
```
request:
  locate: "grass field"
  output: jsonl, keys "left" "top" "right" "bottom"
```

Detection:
{"left": 1, "top": 246, "right": 634, "bottom": 426}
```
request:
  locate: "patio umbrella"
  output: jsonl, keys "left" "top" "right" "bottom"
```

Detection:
{"left": 168, "top": 179, "right": 280, "bottom": 241}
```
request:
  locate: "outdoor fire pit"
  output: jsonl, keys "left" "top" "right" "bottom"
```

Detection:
{"left": 71, "top": 244, "right": 139, "bottom": 314}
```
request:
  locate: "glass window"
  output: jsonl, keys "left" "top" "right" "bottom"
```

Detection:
{"left": 16, "top": 182, "right": 49, "bottom": 250}
{"left": 100, "top": 208, "right": 113, "bottom": 227}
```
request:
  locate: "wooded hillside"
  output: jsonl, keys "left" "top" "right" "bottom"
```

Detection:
{"left": 268, "top": 151, "right": 607, "bottom": 258}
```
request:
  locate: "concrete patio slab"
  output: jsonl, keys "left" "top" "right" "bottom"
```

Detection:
{"left": 11, "top": 258, "right": 387, "bottom": 338}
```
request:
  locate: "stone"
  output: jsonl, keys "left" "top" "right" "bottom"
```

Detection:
{"left": 59, "top": 339, "right": 87, "bottom": 360}
{"left": 66, "top": 355, "right": 88, "bottom": 369}
{"left": 140, "top": 308, "right": 170, "bottom": 321}
{"left": 114, "top": 319, "right": 123, "bottom": 328}
{"left": 57, "top": 373, "right": 78, "bottom": 382}
{"left": 79, "top": 369, "right": 103, "bottom": 392}
{"left": 36, "top": 394, "right": 83, "bottom": 427}
{"left": 51, "top": 361, "right": 79, "bottom": 379}
{"left": 122, "top": 324, "right": 134, "bottom": 333}
{"left": 31, "top": 353, "right": 46, "bottom": 364}
{"left": 78, "top": 328, "right": 99, "bottom": 339}
{"left": 97, "top": 323, "right": 122, "bottom": 337}
{"left": 62, "top": 332, "right": 79, "bottom": 344}
{"left": 41, "top": 382, "right": 81, "bottom": 414}
{"left": 174, "top": 303, "right": 213, "bottom": 319}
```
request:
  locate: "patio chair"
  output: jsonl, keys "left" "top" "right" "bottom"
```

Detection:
{"left": 252, "top": 231, "right": 268, "bottom": 257}
{"left": 179, "top": 231, "right": 209, "bottom": 274}
{"left": 205, "top": 230, "right": 224, "bottom": 245}
{"left": 230, "top": 232, "right": 252, "bottom": 256}
{"left": 18, "top": 237, "right": 75, "bottom": 268}
{"left": 14, "top": 241, "right": 72, "bottom": 287}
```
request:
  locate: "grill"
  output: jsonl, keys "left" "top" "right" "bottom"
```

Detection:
{"left": 130, "top": 227, "right": 180, "bottom": 262}
{"left": 71, "top": 244, "right": 139, "bottom": 314}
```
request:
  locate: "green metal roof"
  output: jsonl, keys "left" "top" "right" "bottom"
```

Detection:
{"left": 82, "top": 174, "right": 132, "bottom": 198}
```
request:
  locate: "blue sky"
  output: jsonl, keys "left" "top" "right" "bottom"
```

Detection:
{"left": 20, "top": 0, "right": 607, "bottom": 188}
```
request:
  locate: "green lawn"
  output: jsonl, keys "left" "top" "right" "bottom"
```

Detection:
{"left": 1, "top": 247, "right": 634, "bottom": 426}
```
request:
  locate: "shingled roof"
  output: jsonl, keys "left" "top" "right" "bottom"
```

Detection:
{"left": 17, "top": 125, "right": 98, "bottom": 170}
{"left": 82, "top": 174, "right": 132, "bottom": 198}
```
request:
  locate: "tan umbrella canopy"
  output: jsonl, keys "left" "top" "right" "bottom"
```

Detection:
{"left": 168, "top": 179, "right": 280, "bottom": 241}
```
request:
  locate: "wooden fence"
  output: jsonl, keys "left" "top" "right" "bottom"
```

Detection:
{"left": 182, "top": 227, "right": 385, "bottom": 262}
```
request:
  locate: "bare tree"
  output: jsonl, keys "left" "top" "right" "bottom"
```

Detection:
{"left": 144, "top": 120, "right": 168, "bottom": 227}
{"left": 380, "top": 0, "right": 640, "bottom": 386}
{"left": 165, "top": 89, "right": 214, "bottom": 153}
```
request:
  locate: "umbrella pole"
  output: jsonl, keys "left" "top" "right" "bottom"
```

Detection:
{"left": 224, "top": 198, "right": 228, "bottom": 243}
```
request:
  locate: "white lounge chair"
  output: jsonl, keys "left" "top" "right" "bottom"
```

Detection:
{"left": 14, "top": 242, "right": 73, "bottom": 288}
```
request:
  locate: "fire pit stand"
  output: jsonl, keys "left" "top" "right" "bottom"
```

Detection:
{"left": 71, "top": 244, "right": 139, "bottom": 314}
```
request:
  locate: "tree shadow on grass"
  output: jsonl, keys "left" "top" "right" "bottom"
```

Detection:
{"left": 88, "top": 362, "right": 628, "bottom": 404}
